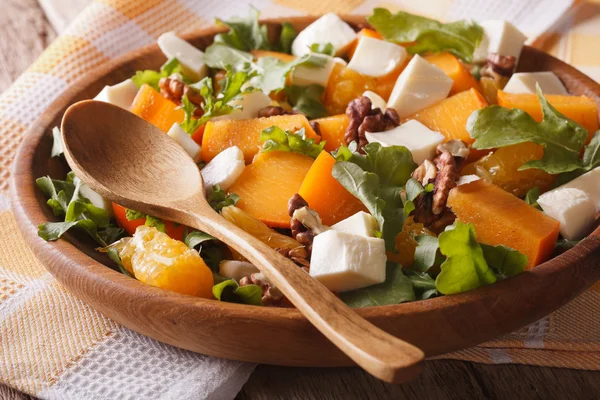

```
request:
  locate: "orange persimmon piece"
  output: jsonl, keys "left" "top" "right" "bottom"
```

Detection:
{"left": 228, "top": 151, "right": 315, "bottom": 228}
{"left": 497, "top": 91, "right": 599, "bottom": 142}
{"left": 298, "top": 151, "right": 366, "bottom": 226}
{"left": 424, "top": 52, "right": 481, "bottom": 95}
{"left": 130, "top": 84, "right": 184, "bottom": 132}
{"left": 347, "top": 28, "right": 384, "bottom": 59}
{"left": 312, "top": 114, "right": 349, "bottom": 152}
{"left": 407, "top": 88, "right": 487, "bottom": 145}
{"left": 201, "top": 114, "right": 320, "bottom": 163}
{"left": 447, "top": 179, "right": 560, "bottom": 269}
{"left": 250, "top": 50, "right": 296, "bottom": 62}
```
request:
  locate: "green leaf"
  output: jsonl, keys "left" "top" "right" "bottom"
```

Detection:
{"left": 51, "top": 127, "right": 63, "bottom": 157}
{"left": 480, "top": 243, "right": 527, "bottom": 278}
{"left": 332, "top": 143, "right": 417, "bottom": 251}
{"left": 556, "top": 130, "right": 600, "bottom": 185}
{"left": 36, "top": 176, "right": 74, "bottom": 216}
{"left": 131, "top": 58, "right": 188, "bottom": 90}
{"left": 412, "top": 235, "right": 439, "bottom": 272}
{"left": 260, "top": 126, "right": 325, "bottom": 158}
{"left": 106, "top": 247, "right": 134, "bottom": 278}
{"left": 554, "top": 238, "right": 580, "bottom": 254}
{"left": 367, "top": 8, "right": 484, "bottom": 62}
{"left": 212, "top": 279, "right": 263, "bottom": 306}
{"left": 407, "top": 272, "right": 438, "bottom": 299}
{"left": 278, "top": 23, "right": 297, "bottom": 54}
{"left": 340, "top": 263, "right": 416, "bottom": 308}
{"left": 125, "top": 208, "right": 145, "bottom": 221}
{"left": 331, "top": 142, "right": 357, "bottom": 161}
{"left": 524, "top": 186, "right": 541, "bottom": 209}
{"left": 435, "top": 222, "right": 497, "bottom": 295}
{"left": 144, "top": 215, "right": 166, "bottom": 233}
{"left": 202, "top": 44, "right": 256, "bottom": 70}
{"left": 38, "top": 219, "right": 98, "bottom": 242}
{"left": 468, "top": 86, "right": 588, "bottom": 174}
{"left": 405, "top": 178, "right": 425, "bottom": 201}
{"left": 309, "top": 42, "right": 335, "bottom": 56}
{"left": 208, "top": 185, "right": 239, "bottom": 212}
{"left": 284, "top": 84, "right": 328, "bottom": 119}
{"left": 214, "top": 7, "right": 269, "bottom": 52}
{"left": 65, "top": 176, "right": 110, "bottom": 227}
{"left": 183, "top": 229, "right": 215, "bottom": 249}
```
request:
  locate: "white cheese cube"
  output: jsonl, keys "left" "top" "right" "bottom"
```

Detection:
{"left": 291, "top": 13, "right": 356, "bottom": 57}
{"left": 332, "top": 211, "right": 379, "bottom": 238}
{"left": 473, "top": 20, "right": 527, "bottom": 64}
{"left": 215, "top": 91, "right": 272, "bottom": 121}
{"left": 362, "top": 90, "right": 387, "bottom": 111}
{"left": 310, "top": 230, "right": 386, "bottom": 292}
{"left": 549, "top": 167, "right": 600, "bottom": 211}
{"left": 167, "top": 123, "right": 201, "bottom": 163}
{"left": 538, "top": 188, "right": 596, "bottom": 241}
{"left": 93, "top": 79, "right": 139, "bottom": 110}
{"left": 348, "top": 36, "right": 407, "bottom": 77}
{"left": 201, "top": 146, "right": 245, "bottom": 192}
{"left": 291, "top": 54, "right": 337, "bottom": 87}
{"left": 457, "top": 175, "right": 481, "bottom": 186}
{"left": 386, "top": 55, "right": 453, "bottom": 118}
{"left": 219, "top": 260, "right": 259, "bottom": 281}
{"left": 157, "top": 32, "right": 208, "bottom": 81}
{"left": 365, "top": 120, "right": 445, "bottom": 164}
{"left": 79, "top": 183, "right": 113, "bottom": 217}
{"left": 503, "top": 72, "right": 568, "bottom": 95}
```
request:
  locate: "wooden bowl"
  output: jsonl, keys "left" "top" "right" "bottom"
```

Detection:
{"left": 10, "top": 16, "right": 600, "bottom": 367}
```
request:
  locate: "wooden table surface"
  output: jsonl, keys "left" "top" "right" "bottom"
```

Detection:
{"left": 1, "top": 1, "right": 600, "bottom": 399}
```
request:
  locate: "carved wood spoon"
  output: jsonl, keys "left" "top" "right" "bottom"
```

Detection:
{"left": 60, "top": 100, "right": 424, "bottom": 383}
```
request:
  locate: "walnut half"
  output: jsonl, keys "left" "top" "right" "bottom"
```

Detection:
{"left": 345, "top": 96, "right": 400, "bottom": 152}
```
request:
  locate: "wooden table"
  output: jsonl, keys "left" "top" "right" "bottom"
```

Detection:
{"left": 1, "top": 1, "right": 600, "bottom": 399}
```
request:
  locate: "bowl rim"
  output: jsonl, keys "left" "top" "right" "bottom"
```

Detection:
{"left": 9, "top": 15, "right": 600, "bottom": 327}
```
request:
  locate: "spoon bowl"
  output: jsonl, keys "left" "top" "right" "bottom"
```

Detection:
{"left": 61, "top": 100, "right": 425, "bottom": 384}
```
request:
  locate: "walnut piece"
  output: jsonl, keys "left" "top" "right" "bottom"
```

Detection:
{"left": 158, "top": 74, "right": 203, "bottom": 115}
{"left": 239, "top": 272, "right": 286, "bottom": 306}
{"left": 275, "top": 247, "right": 310, "bottom": 270}
{"left": 432, "top": 151, "right": 459, "bottom": 215}
{"left": 345, "top": 96, "right": 400, "bottom": 152}
{"left": 288, "top": 193, "right": 329, "bottom": 252}
{"left": 486, "top": 53, "right": 517, "bottom": 77}
{"left": 257, "top": 105, "right": 289, "bottom": 118}
{"left": 412, "top": 159, "right": 437, "bottom": 185}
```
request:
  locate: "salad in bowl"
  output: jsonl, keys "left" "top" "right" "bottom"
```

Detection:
{"left": 36, "top": 8, "right": 600, "bottom": 309}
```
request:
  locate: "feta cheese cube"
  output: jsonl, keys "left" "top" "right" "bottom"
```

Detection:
{"left": 386, "top": 55, "right": 453, "bottom": 118}
{"left": 201, "top": 146, "right": 245, "bottom": 191}
{"left": 473, "top": 20, "right": 527, "bottom": 63}
{"left": 167, "top": 123, "right": 201, "bottom": 162}
{"left": 291, "top": 53, "right": 338, "bottom": 87}
{"left": 157, "top": 32, "right": 208, "bottom": 81}
{"left": 332, "top": 211, "right": 379, "bottom": 238}
{"left": 291, "top": 13, "right": 356, "bottom": 57}
{"left": 549, "top": 167, "right": 600, "bottom": 211}
{"left": 365, "top": 120, "right": 445, "bottom": 164}
{"left": 362, "top": 90, "right": 387, "bottom": 111}
{"left": 310, "top": 230, "right": 386, "bottom": 292}
{"left": 347, "top": 36, "right": 407, "bottom": 77}
{"left": 503, "top": 72, "right": 568, "bottom": 95}
{"left": 79, "top": 184, "right": 113, "bottom": 217}
{"left": 219, "top": 260, "right": 259, "bottom": 281}
{"left": 457, "top": 174, "right": 481, "bottom": 186}
{"left": 93, "top": 79, "right": 139, "bottom": 110}
{"left": 538, "top": 188, "right": 596, "bottom": 240}
{"left": 215, "top": 91, "right": 272, "bottom": 121}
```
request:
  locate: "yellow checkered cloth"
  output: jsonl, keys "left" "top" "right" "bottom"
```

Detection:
{"left": 1, "top": 0, "right": 599, "bottom": 398}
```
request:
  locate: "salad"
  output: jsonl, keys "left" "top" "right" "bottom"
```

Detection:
{"left": 37, "top": 9, "right": 600, "bottom": 308}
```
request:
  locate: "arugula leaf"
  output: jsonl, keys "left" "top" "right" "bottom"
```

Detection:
{"left": 556, "top": 130, "right": 600, "bottom": 186}
{"left": 106, "top": 247, "right": 135, "bottom": 278}
{"left": 480, "top": 243, "right": 527, "bottom": 278}
{"left": 125, "top": 208, "right": 145, "bottom": 221}
{"left": 403, "top": 178, "right": 433, "bottom": 218}
{"left": 340, "top": 263, "right": 416, "bottom": 308}
{"left": 468, "top": 86, "right": 588, "bottom": 174}
{"left": 435, "top": 222, "right": 497, "bottom": 295}
{"left": 38, "top": 220, "right": 98, "bottom": 242}
{"left": 131, "top": 58, "right": 187, "bottom": 90}
{"left": 278, "top": 23, "right": 297, "bottom": 54}
{"left": 332, "top": 143, "right": 417, "bottom": 250}
{"left": 183, "top": 229, "right": 215, "bottom": 249}
{"left": 407, "top": 272, "right": 438, "bottom": 300}
{"left": 412, "top": 235, "right": 440, "bottom": 272}
{"left": 554, "top": 238, "right": 580, "bottom": 254}
{"left": 214, "top": 7, "right": 269, "bottom": 51}
{"left": 260, "top": 126, "right": 325, "bottom": 158}
{"left": 208, "top": 185, "right": 239, "bottom": 212}
{"left": 309, "top": 42, "right": 335, "bottom": 56}
{"left": 367, "top": 8, "right": 484, "bottom": 62}
{"left": 51, "top": 127, "right": 63, "bottom": 157}
{"left": 331, "top": 142, "right": 358, "bottom": 161}
{"left": 144, "top": 215, "right": 166, "bottom": 233}
{"left": 212, "top": 279, "right": 263, "bottom": 306}
{"left": 284, "top": 84, "right": 328, "bottom": 119}
{"left": 524, "top": 187, "right": 541, "bottom": 209}
{"left": 36, "top": 175, "right": 74, "bottom": 216}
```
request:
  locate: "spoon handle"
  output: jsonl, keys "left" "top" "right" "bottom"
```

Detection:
{"left": 180, "top": 204, "right": 424, "bottom": 384}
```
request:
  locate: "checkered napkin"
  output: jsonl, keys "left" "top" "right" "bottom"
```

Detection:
{"left": 1, "top": 0, "right": 599, "bottom": 399}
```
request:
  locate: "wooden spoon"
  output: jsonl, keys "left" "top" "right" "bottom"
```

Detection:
{"left": 60, "top": 100, "right": 425, "bottom": 383}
